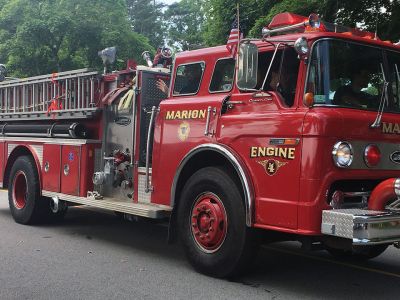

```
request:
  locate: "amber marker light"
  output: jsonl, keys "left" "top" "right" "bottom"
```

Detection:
{"left": 364, "top": 144, "right": 381, "bottom": 167}
{"left": 304, "top": 92, "right": 314, "bottom": 107}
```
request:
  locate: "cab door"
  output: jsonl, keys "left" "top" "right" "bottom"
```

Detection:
{"left": 218, "top": 45, "right": 307, "bottom": 229}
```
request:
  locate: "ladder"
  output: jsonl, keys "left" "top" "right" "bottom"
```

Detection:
{"left": 0, "top": 69, "right": 101, "bottom": 120}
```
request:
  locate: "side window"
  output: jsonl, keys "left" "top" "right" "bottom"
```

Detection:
{"left": 173, "top": 62, "right": 205, "bottom": 96}
{"left": 209, "top": 58, "right": 235, "bottom": 92}
{"left": 262, "top": 48, "right": 299, "bottom": 107}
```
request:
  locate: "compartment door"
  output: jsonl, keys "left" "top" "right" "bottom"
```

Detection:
{"left": 61, "top": 145, "right": 80, "bottom": 196}
{"left": 43, "top": 144, "right": 61, "bottom": 192}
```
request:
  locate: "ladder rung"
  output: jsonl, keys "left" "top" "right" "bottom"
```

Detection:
{"left": 0, "top": 69, "right": 101, "bottom": 117}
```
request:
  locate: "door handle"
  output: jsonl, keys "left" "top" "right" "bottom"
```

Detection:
{"left": 204, "top": 106, "right": 217, "bottom": 136}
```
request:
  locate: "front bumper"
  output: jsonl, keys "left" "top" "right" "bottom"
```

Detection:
{"left": 321, "top": 209, "right": 400, "bottom": 245}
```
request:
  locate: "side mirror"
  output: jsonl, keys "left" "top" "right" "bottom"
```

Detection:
{"left": 237, "top": 42, "right": 258, "bottom": 90}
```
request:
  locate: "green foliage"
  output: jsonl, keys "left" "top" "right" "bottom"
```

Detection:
{"left": 164, "top": 0, "right": 205, "bottom": 50}
{"left": 0, "top": 0, "right": 153, "bottom": 77}
{"left": 203, "top": 0, "right": 400, "bottom": 45}
{"left": 249, "top": 0, "right": 321, "bottom": 37}
{"left": 126, "top": 0, "right": 164, "bottom": 47}
{"left": 1, "top": 0, "right": 399, "bottom": 78}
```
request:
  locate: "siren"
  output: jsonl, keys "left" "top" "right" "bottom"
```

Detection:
{"left": 98, "top": 47, "right": 117, "bottom": 74}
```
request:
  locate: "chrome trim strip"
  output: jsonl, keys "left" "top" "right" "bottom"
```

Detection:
{"left": 0, "top": 137, "right": 101, "bottom": 145}
{"left": 171, "top": 143, "right": 254, "bottom": 226}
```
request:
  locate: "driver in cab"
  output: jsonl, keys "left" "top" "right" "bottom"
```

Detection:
{"left": 333, "top": 68, "right": 375, "bottom": 107}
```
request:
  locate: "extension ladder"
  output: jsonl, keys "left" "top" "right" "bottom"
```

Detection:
{"left": 0, "top": 69, "right": 101, "bottom": 120}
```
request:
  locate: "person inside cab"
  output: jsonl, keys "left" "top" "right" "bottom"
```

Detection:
{"left": 157, "top": 63, "right": 203, "bottom": 96}
{"left": 333, "top": 68, "right": 374, "bottom": 107}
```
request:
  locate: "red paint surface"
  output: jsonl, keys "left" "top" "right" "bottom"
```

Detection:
{"left": 61, "top": 145, "right": 80, "bottom": 196}
{"left": 42, "top": 144, "right": 61, "bottom": 192}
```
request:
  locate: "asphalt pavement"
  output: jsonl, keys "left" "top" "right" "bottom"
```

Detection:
{"left": 0, "top": 190, "right": 399, "bottom": 300}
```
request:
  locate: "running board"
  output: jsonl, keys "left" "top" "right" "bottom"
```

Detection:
{"left": 42, "top": 191, "right": 172, "bottom": 219}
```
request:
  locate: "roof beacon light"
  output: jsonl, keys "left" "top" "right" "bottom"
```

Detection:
{"left": 308, "top": 13, "right": 320, "bottom": 29}
{"left": 262, "top": 13, "right": 321, "bottom": 37}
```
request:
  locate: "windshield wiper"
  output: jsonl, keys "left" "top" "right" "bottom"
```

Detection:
{"left": 370, "top": 63, "right": 389, "bottom": 128}
{"left": 395, "top": 64, "right": 400, "bottom": 104}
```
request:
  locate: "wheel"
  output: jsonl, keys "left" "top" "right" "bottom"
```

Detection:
{"left": 326, "top": 244, "right": 389, "bottom": 260}
{"left": 8, "top": 156, "right": 47, "bottom": 224}
{"left": 177, "top": 166, "right": 256, "bottom": 278}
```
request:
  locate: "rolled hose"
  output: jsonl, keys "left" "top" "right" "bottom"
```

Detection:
{"left": 0, "top": 122, "right": 87, "bottom": 139}
{"left": 368, "top": 178, "right": 400, "bottom": 210}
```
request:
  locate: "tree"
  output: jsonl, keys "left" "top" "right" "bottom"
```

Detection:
{"left": 250, "top": 0, "right": 400, "bottom": 42}
{"left": 126, "top": 0, "right": 165, "bottom": 47}
{"left": 202, "top": 0, "right": 400, "bottom": 46}
{"left": 164, "top": 0, "right": 206, "bottom": 50}
{"left": 0, "top": 0, "right": 153, "bottom": 77}
{"left": 203, "top": 0, "right": 278, "bottom": 46}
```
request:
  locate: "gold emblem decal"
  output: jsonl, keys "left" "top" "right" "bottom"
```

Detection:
{"left": 178, "top": 121, "right": 190, "bottom": 141}
{"left": 258, "top": 159, "right": 287, "bottom": 176}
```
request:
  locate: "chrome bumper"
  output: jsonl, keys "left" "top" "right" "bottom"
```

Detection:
{"left": 321, "top": 209, "right": 400, "bottom": 245}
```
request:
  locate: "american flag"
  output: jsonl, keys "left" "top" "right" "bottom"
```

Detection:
{"left": 226, "top": 16, "right": 242, "bottom": 57}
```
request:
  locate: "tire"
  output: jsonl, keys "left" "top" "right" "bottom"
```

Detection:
{"left": 177, "top": 166, "right": 256, "bottom": 278}
{"left": 8, "top": 156, "right": 47, "bottom": 224}
{"left": 326, "top": 244, "right": 389, "bottom": 260}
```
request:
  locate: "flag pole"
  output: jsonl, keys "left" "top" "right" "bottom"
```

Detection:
{"left": 236, "top": 3, "right": 240, "bottom": 61}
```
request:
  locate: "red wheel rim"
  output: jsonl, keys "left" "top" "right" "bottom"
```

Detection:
{"left": 13, "top": 171, "right": 28, "bottom": 209}
{"left": 190, "top": 192, "right": 228, "bottom": 253}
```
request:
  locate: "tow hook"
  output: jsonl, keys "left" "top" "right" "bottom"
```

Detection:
{"left": 50, "top": 196, "right": 67, "bottom": 213}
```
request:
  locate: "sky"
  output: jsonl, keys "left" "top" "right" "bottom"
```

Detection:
{"left": 160, "top": 0, "right": 179, "bottom": 5}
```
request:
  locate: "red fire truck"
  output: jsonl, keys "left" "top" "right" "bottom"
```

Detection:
{"left": 2, "top": 12, "right": 400, "bottom": 278}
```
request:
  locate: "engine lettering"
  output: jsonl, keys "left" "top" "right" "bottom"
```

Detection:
{"left": 250, "top": 146, "right": 295, "bottom": 160}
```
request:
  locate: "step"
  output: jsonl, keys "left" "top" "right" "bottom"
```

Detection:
{"left": 42, "top": 191, "right": 172, "bottom": 219}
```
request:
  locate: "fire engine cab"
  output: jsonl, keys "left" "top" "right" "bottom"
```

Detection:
{"left": 2, "top": 12, "right": 400, "bottom": 278}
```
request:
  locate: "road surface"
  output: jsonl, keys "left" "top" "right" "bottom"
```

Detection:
{"left": 0, "top": 190, "right": 399, "bottom": 299}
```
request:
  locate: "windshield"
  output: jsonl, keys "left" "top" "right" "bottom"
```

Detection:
{"left": 306, "top": 39, "right": 400, "bottom": 113}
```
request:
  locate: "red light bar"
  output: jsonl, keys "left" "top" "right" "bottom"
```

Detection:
{"left": 268, "top": 12, "right": 307, "bottom": 29}
{"left": 265, "top": 12, "right": 379, "bottom": 41}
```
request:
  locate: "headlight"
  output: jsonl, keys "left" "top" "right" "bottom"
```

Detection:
{"left": 332, "top": 141, "right": 353, "bottom": 167}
